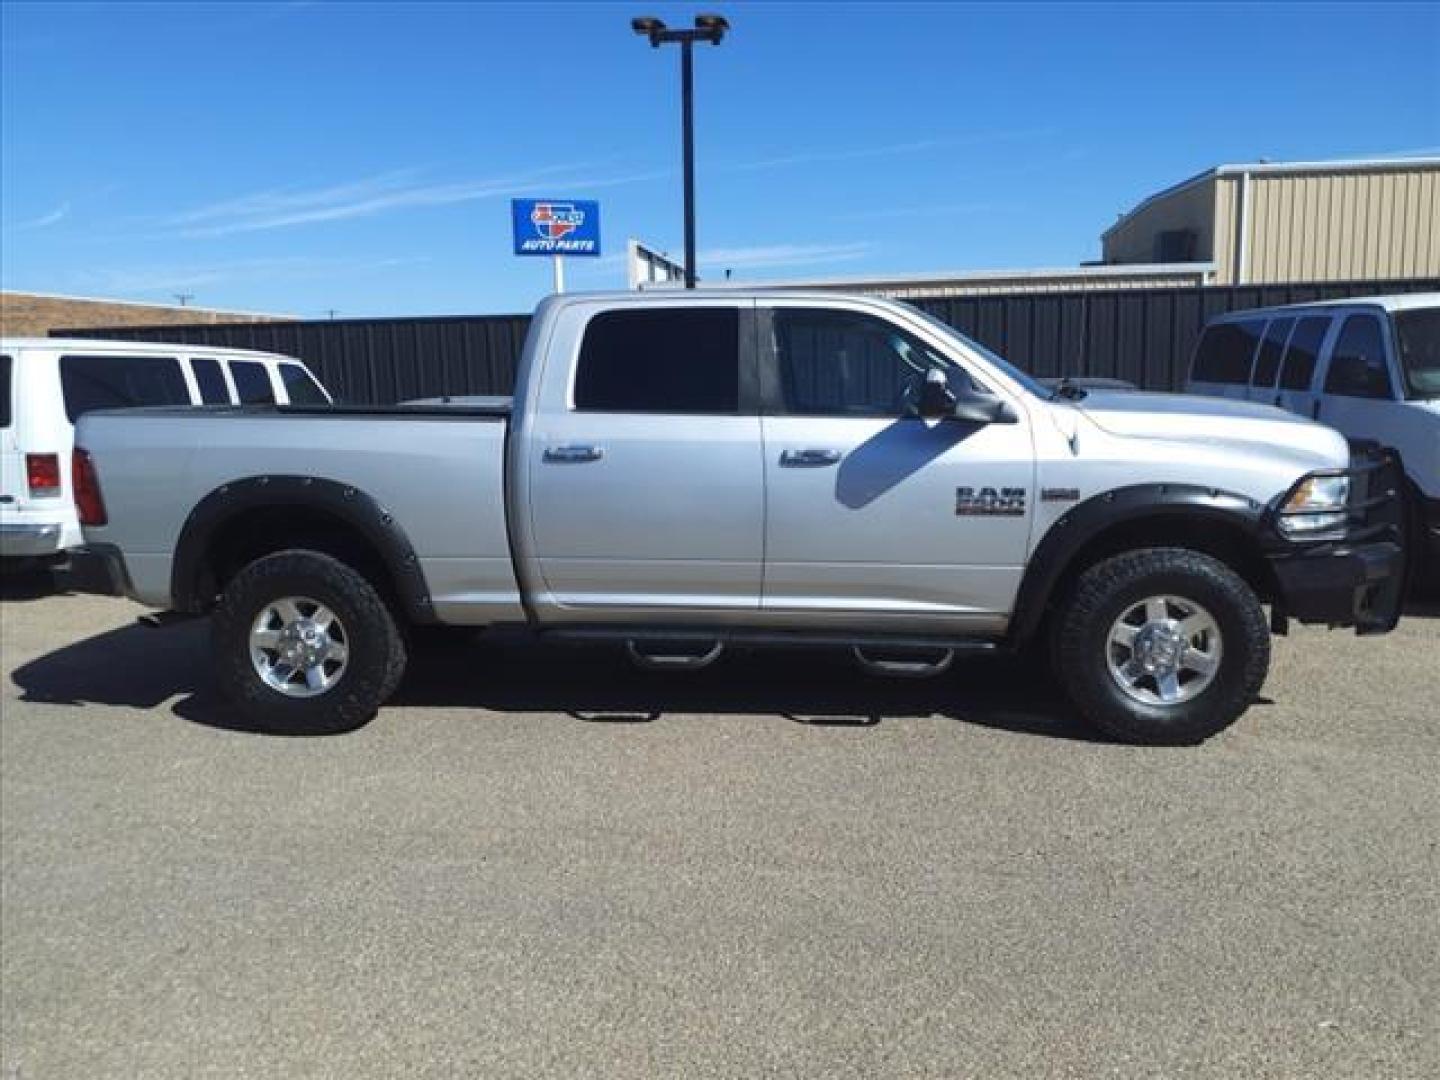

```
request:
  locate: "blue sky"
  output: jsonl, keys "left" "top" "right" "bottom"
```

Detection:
{"left": 2, "top": 1, "right": 1437, "bottom": 317}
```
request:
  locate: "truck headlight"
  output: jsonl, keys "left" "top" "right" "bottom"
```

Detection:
{"left": 1277, "top": 474, "right": 1351, "bottom": 538}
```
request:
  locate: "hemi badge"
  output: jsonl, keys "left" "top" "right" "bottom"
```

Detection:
{"left": 1041, "top": 488, "right": 1081, "bottom": 503}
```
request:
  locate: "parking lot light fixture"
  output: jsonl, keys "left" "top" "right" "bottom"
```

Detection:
{"left": 630, "top": 13, "right": 730, "bottom": 288}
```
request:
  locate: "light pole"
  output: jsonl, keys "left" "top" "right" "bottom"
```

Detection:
{"left": 631, "top": 13, "right": 729, "bottom": 289}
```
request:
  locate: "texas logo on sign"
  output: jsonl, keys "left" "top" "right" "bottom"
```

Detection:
{"left": 512, "top": 198, "right": 601, "bottom": 256}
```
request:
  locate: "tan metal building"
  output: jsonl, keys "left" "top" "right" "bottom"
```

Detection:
{"left": 1102, "top": 157, "right": 1439, "bottom": 285}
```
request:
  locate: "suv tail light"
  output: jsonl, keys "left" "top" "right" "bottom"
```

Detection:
{"left": 26, "top": 453, "right": 62, "bottom": 497}
{"left": 72, "top": 448, "right": 108, "bottom": 526}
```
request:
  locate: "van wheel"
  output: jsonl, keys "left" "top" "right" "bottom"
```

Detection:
{"left": 1054, "top": 548, "right": 1270, "bottom": 745}
{"left": 212, "top": 550, "right": 407, "bottom": 735}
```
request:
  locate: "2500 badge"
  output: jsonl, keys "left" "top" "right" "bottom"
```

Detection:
{"left": 955, "top": 486, "right": 1027, "bottom": 516}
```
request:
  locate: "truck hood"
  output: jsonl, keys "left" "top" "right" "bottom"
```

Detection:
{"left": 1071, "top": 391, "right": 1349, "bottom": 468}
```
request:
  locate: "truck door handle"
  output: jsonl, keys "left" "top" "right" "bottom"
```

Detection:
{"left": 780, "top": 448, "right": 843, "bottom": 468}
{"left": 543, "top": 444, "right": 604, "bottom": 464}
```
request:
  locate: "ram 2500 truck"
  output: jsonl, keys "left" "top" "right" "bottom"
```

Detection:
{"left": 71, "top": 291, "right": 1406, "bottom": 744}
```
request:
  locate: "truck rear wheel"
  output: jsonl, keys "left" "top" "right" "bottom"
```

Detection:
{"left": 1054, "top": 547, "right": 1270, "bottom": 745}
{"left": 212, "top": 550, "right": 407, "bottom": 735}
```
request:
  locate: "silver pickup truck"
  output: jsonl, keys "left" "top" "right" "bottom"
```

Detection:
{"left": 72, "top": 290, "right": 1407, "bottom": 744}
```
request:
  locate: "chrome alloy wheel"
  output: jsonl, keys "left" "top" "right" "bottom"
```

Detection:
{"left": 1106, "top": 595, "right": 1222, "bottom": 706}
{"left": 250, "top": 597, "right": 349, "bottom": 698}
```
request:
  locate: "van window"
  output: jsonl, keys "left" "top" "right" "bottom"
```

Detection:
{"left": 1250, "top": 318, "right": 1294, "bottom": 388}
{"left": 279, "top": 363, "right": 328, "bottom": 405}
{"left": 229, "top": 361, "right": 276, "bottom": 404}
{"left": 1, "top": 355, "right": 11, "bottom": 428}
{"left": 59, "top": 355, "right": 189, "bottom": 422}
{"left": 1191, "top": 319, "right": 1264, "bottom": 384}
{"left": 575, "top": 308, "right": 740, "bottom": 413}
{"left": 1324, "top": 314, "right": 1393, "bottom": 399}
{"left": 1279, "top": 317, "right": 1329, "bottom": 391}
{"left": 189, "top": 357, "right": 230, "bottom": 404}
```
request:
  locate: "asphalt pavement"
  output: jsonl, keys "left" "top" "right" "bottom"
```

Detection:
{"left": 2, "top": 575, "right": 1437, "bottom": 1078}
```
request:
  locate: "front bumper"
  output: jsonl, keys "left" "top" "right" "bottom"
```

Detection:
{"left": 1264, "top": 452, "right": 1406, "bottom": 635}
{"left": 0, "top": 522, "right": 64, "bottom": 559}
{"left": 1269, "top": 540, "right": 1404, "bottom": 634}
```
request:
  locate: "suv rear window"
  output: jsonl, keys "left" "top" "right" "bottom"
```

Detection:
{"left": 279, "top": 363, "right": 328, "bottom": 405}
{"left": 1191, "top": 319, "right": 1264, "bottom": 384}
{"left": 59, "top": 354, "right": 189, "bottom": 422}
{"left": 575, "top": 308, "right": 740, "bottom": 413}
{"left": 189, "top": 357, "right": 230, "bottom": 404}
{"left": 1250, "top": 317, "right": 1294, "bottom": 388}
{"left": 1278, "top": 316, "right": 1330, "bottom": 391}
{"left": 229, "top": 361, "right": 275, "bottom": 404}
{"left": 1, "top": 355, "right": 11, "bottom": 428}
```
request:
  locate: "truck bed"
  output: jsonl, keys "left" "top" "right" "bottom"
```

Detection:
{"left": 76, "top": 405, "right": 522, "bottom": 622}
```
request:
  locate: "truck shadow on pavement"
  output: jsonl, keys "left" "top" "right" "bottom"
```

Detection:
{"left": 10, "top": 619, "right": 1104, "bottom": 743}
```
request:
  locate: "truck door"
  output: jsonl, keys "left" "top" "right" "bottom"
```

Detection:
{"left": 523, "top": 302, "right": 764, "bottom": 616}
{"left": 757, "top": 304, "right": 1034, "bottom": 627}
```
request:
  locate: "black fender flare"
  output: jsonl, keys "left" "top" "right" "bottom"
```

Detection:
{"left": 170, "top": 475, "right": 435, "bottom": 622}
{"left": 1008, "top": 483, "right": 1268, "bottom": 646}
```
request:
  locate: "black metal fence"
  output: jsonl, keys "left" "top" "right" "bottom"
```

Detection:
{"left": 60, "top": 278, "right": 1437, "bottom": 403}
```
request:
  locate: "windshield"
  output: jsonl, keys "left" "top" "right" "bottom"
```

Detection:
{"left": 898, "top": 302, "right": 1049, "bottom": 399}
{"left": 1393, "top": 308, "right": 1440, "bottom": 399}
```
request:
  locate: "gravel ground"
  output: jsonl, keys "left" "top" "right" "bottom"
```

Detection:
{"left": 2, "top": 576, "right": 1438, "bottom": 1079}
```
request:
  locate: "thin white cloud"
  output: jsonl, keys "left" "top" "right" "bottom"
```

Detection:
{"left": 836, "top": 201, "right": 999, "bottom": 222}
{"left": 4, "top": 201, "right": 71, "bottom": 232}
{"left": 167, "top": 166, "right": 669, "bottom": 237}
{"left": 701, "top": 242, "right": 873, "bottom": 271}
{"left": 728, "top": 127, "right": 1061, "bottom": 173}
{"left": 82, "top": 255, "right": 429, "bottom": 296}
{"left": 729, "top": 140, "right": 944, "bottom": 173}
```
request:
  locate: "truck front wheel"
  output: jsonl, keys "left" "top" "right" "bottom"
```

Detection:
{"left": 212, "top": 550, "right": 408, "bottom": 735}
{"left": 1054, "top": 547, "right": 1270, "bottom": 745}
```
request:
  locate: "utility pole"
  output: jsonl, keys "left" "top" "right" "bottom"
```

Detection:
{"left": 631, "top": 14, "right": 730, "bottom": 288}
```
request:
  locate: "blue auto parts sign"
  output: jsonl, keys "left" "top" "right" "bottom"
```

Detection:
{"left": 512, "top": 198, "right": 601, "bottom": 256}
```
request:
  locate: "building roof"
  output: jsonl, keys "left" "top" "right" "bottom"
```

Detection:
{"left": 0, "top": 288, "right": 282, "bottom": 319}
{"left": 1102, "top": 155, "right": 1440, "bottom": 241}
{"left": 690, "top": 262, "right": 1215, "bottom": 291}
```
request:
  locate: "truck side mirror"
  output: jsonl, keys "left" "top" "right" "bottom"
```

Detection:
{"left": 917, "top": 368, "right": 958, "bottom": 419}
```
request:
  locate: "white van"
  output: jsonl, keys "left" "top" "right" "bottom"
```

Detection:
{"left": 1185, "top": 294, "right": 1439, "bottom": 582}
{"left": 1, "top": 338, "right": 331, "bottom": 564}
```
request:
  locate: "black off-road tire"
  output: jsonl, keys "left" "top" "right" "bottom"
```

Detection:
{"left": 1054, "top": 547, "right": 1270, "bottom": 745}
{"left": 212, "top": 550, "right": 407, "bottom": 735}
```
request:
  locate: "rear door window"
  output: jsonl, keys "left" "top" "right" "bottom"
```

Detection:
{"left": 575, "top": 307, "right": 740, "bottom": 413}
{"left": 278, "top": 363, "right": 328, "bottom": 405}
{"left": 229, "top": 360, "right": 276, "bottom": 404}
{"left": 1191, "top": 319, "right": 1265, "bottom": 384}
{"left": 1, "top": 355, "right": 11, "bottom": 428}
{"left": 59, "top": 355, "right": 189, "bottom": 422}
{"left": 1278, "top": 316, "right": 1330, "bottom": 391}
{"left": 1324, "top": 314, "right": 1393, "bottom": 399}
{"left": 189, "top": 357, "right": 231, "bottom": 404}
{"left": 1250, "top": 317, "right": 1294, "bottom": 389}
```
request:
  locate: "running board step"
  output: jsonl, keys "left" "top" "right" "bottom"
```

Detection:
{"left": 625, "top": 639, "right": 725, "bottom": 672}
{"left": 852, "top": 646, "right": 955, "bottom": 679}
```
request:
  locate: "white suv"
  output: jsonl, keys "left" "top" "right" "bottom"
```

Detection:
{"left": 1186, "top": 294, "right": 1439, "bottom": 583}
{"left": 1, "top": 338, "right": 330, "bottom": 565}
